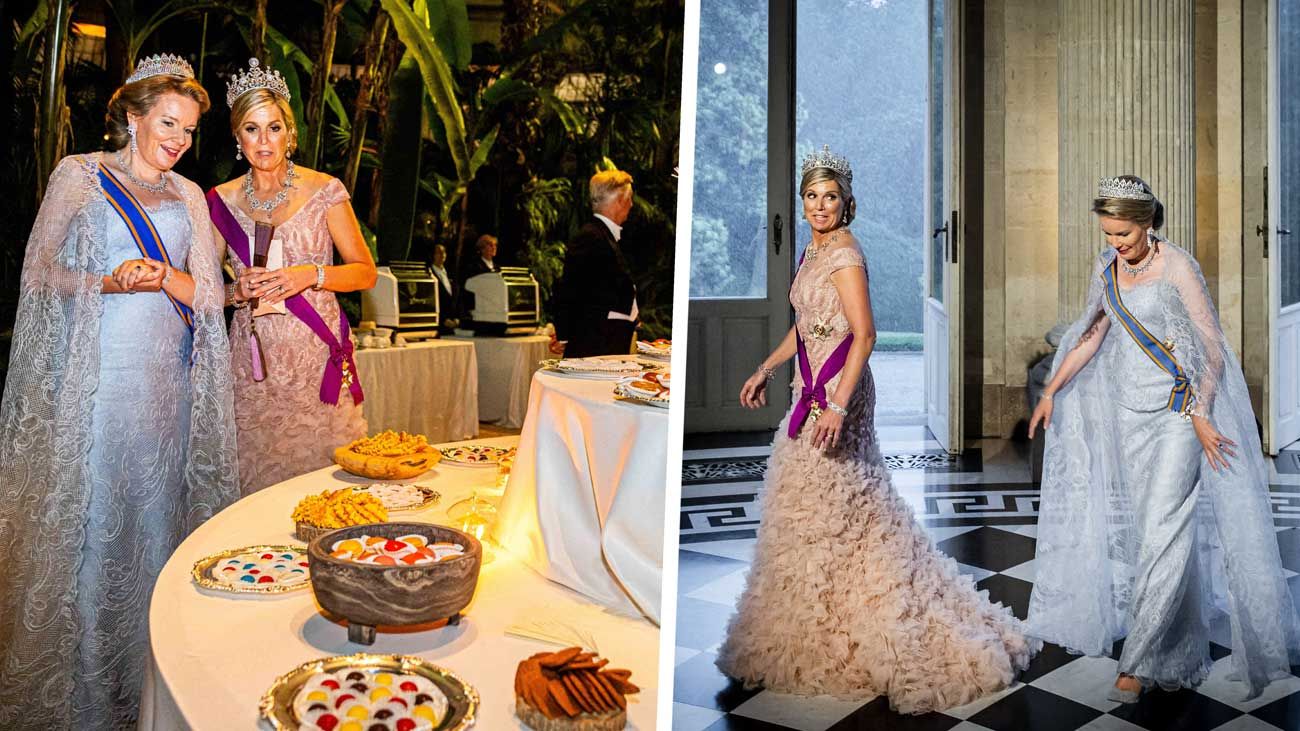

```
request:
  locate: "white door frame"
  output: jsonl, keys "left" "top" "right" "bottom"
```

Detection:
{"left": 924, "top": 0, "right": 964, "bottom": 453}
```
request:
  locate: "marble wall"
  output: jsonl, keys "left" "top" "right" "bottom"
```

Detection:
{"left": 975, "top": 0, "right": 1253, "bottom": 437}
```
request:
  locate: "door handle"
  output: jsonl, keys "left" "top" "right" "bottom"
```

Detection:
{"left": 773, "top": 213, "right": 783, "bottom": 255}
{"left": 933, "top": 223, "right": 948, "bottom": 265}
{"left": 1280, "top": 228, "right": 1293, "bottom": 236}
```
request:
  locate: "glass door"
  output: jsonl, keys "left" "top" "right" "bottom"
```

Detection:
{"left": 685, "top": 0, "right": 796, "bottom": 432}
{"left": 1267, "top": 0, "right": 1300, "bottom": 452}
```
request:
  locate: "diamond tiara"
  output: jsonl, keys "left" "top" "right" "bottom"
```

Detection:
{"left": 226, "top": 58, "right": 291, "bottom": 107}
{"left": 1097, "top": 176, "right": 1153, "bottom": 201}
{"left": 125, "top": 53, "right": 195, "bottom": 84}
{"left": 801, "top": 145, "right": 853, "bottom": 183}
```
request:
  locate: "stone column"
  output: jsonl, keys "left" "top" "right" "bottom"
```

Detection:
{"left": 1057, "top": 0, "right": 1196, "bottom": 318}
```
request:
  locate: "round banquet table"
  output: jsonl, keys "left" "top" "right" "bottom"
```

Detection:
{"left": 494, "top": 370, "right": 668, "bottom": 624}
{"left": 354, "top": 339, "right": 479, "bottom": 442}
{"left": 140, "top": 436, "right": 659, "bottom": 730}
{"left": 446, "top": 334, "right": 551, "bottom": 429}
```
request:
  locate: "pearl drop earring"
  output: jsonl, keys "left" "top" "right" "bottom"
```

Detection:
{"left": 236, "top": 144, "right": 243, "bottom": 161}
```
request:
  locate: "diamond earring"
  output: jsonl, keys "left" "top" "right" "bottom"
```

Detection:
{"left": 236, "top": 144, "right": 243, "bottom": 161}
{"left": 128, "top": 124, "right": 138, "bottom": 155}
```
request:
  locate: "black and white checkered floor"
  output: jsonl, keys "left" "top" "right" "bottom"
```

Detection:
{"left": 674, "top": 427, "right": 1300, "bottom": 731}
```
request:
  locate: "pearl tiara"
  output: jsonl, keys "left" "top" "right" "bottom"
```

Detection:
{"left": 801, "top": 145, "right": 853, "bottom": 183}
{"left": 1097, "top": 176, "right": 1154, "bottom": 201}
{"left": 125, "top": 53, "right": 195, "bottom": 84}
{"left": 226, "top": 58, "right": 292, "bottom": 107}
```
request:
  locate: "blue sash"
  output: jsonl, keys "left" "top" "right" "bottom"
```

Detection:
{"left": 1101, "top": 260, "right": 1193, "bottom": 414}
{"left": 99, "top": 164, "right": 194, "bottom": 331}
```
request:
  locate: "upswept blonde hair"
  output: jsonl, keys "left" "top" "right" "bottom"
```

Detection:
{"left": 799, "top": 167, "right": 856, "bottom": 226}
{"left": 105, "top": 75, "right": 211, "bottom": 150}
{"left": 1091, "top": 174, "right": 1165, "bottom": 229}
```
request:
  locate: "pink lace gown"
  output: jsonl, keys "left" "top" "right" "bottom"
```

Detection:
{"left": 715, "top": 245, "right": 1039, "bottom": 714}
{"left": 219, "top": 177, "right": 367, "bottom": 495}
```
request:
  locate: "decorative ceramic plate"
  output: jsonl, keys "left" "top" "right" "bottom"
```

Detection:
{"left": 636, "top": 339, "right": 671, "bottom": 358}
{"left": 259, "top": 653, "right": 478, "bottom": 731}
{"left": 191, "top": 545, "right": 312, "bottom": 594}
{"left": 352, "top": 483, "right": 442, "bottom": 512}
{"left": 613, "top": 382, "right": 671, "bottom": 409}
{"left": 439, "top": 445, "right": 512, "bottom": 467}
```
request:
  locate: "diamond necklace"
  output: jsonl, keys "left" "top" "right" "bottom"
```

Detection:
{"left": 1120, "top": 240, "right": 1158, "bottom": 276}
{"left": 243, "top": 160, "right": 298, "bottom": 213}
{"left": 114, "top": 150, "right": 168, "bottom": 194}
{"left": 805, "top": 229, "right": 843, "bottom": 263}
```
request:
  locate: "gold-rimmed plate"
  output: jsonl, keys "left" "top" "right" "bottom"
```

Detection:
{"left": 191, "top": 545, "right": 312, "bottom": 595}
{"left": 539, "top": 357, "right": 662, "bottom": 379}
{"left": 613, "top": 383, "right": 671, "bottom": 409}
{"left": 352, "top": 482, "right": 442, "bottom": 512}
{"left": 258, "top": 653, "right": 478, "bottom": 730}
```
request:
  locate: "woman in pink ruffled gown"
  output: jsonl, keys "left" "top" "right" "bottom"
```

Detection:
{"left": 207, "top": 60, "right": 375, "bottom": 494}
{"left": 715, "top": 146, "right": 1039, "bottom": 714}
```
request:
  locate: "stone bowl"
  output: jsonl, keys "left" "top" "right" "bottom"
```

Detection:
{"left": 307, "top": 522, "right": 482, "bottom": 645}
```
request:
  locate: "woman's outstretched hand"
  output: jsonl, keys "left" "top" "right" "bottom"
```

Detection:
{"left": 739, "top": 371, "right": 769, "bottom": 409}
{"left": 811, "top": 410, "right": 844, "bottom": 450}
{"left": 1028, "top": 395, "right": 1054, "bottom": 439}
{"left": 1192, "top": 415, "right": 1237, "bottom": 472}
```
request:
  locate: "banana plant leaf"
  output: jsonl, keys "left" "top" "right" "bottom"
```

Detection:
{"left": 380, "top": 0, "right": 470, "bottom": 181}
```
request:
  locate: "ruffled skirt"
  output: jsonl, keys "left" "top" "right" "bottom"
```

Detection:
{"left": 715, "top": 428, "right": 1039, "bottom": 714}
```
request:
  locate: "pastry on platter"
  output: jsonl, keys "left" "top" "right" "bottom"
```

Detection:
{"left": 514, "top": 648, "right": 639, "bottom": 731}
{"left": 353, "top": 483, "right": 439, "bottom": 512}
{"left": 334, "top": 430, "right": 441, "bottom": 480}
{"left": 292, "top": 488, "right": 388, "bottom": 540}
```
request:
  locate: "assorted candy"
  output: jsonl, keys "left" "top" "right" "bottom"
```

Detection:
{"left": 329, "top": 534, "right": 466, "bottom": 566}
{"left": 292, "top": 668, "right": 448, "bottom": 731}
{"left": 212, "top": 549, "right": 310, "bottom": 588}
{"left": 439, "top": 445, "right": 511, "bottom": 466}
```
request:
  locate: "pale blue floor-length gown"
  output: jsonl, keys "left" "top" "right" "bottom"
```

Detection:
{"left": 73, "top": 199, "right": 195, "bottom": 725}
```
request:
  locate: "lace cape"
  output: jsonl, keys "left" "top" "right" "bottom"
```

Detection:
{"left": 0, "top": 153, "right": 239, "bottom": 721}
{"left": 1027, "top": 241, "right": 1300, "bottom": 698}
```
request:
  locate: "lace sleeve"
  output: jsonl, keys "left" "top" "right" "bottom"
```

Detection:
{"left": 1164, "top": 246, "right": 1225, "bottom": 411}
{"left": 322, "top": 177, "right": 351, "bottom": 209}
{"left": 826, "top": 245, "right": 866, "bottom": 275}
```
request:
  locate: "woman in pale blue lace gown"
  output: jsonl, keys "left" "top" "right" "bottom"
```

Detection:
{"left": 1028, "top": 175, "right": 1300, "bottom": 703}
{"left": 0, "top": 67, "right": 238, "bottom": 728}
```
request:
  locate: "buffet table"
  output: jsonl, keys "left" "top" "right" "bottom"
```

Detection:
{"left": 494, "top": 370, "right": 668, "bottom": 624}
{"left": 354, "top": 339, "right": 479, "bottom": 442}
{"left": 446, "top": 334, "right": 551, "bottom": 429}
{"left": 141, "top": 436, "right": 659, "bottom": 730}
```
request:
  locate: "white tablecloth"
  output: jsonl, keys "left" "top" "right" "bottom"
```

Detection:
{"left": 447, "top": 335, "right": 550, "bottom": 429}
{"left": 354, "top": 339, "right": 478, "bottom": 442}
{"left": 141, "top": 436, "right": 659, "bottom": 730}
{"left": 494, "top": 371, "right": 668, "bottom": 623}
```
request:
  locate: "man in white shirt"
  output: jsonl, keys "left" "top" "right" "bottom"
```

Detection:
{"left": 550, "top": 169, "right": 638, "bottom": 357}
{"left": 430, "top": 244, "right": 457, "bottom": 329}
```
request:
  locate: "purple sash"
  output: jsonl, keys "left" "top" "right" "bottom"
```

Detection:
{"left": 787, "top": 331, "right": 854, "bottom": 438}
{"left": 206, "top": 189, "right": 363, "bottom": 406}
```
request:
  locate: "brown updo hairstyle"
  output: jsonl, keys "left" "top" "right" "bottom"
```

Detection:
{"left": 229, "top": 88, "right": 298, "bottom": 156}
{"left": 1091, "top": 174, "right": 1165, "bottom": 230}
{"left": 105, "top": 75, "right": 211, "bottom": 151}
{"left": 799, "top": 167, "right": 857, "bottom": 226}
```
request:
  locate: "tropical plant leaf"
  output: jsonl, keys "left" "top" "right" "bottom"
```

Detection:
{"left": 17, "top": 2, "right": 49, "bottom": 48}
{"left": 427, "top": 0, "right": 472, "bottom": 70}
{"left": 468, "top": 126, "right": 498, "bottom": 177}
{"left": 381, "top": 0, "right": 470, "bottom": 181}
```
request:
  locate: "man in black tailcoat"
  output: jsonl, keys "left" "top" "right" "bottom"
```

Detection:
{"left": 550, "top": 169, "right": 638, "bottom": 358}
